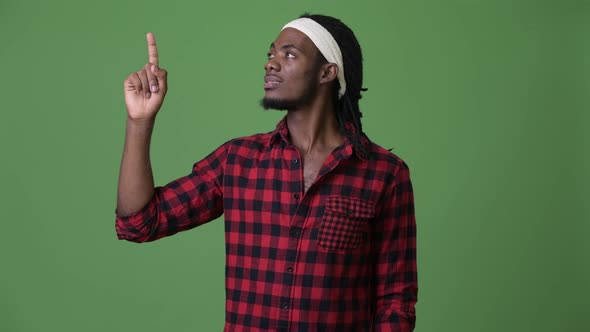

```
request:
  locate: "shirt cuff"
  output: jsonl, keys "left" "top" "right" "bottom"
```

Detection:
{"left": 115, "top": 197, "right": 158, "bottom": 241}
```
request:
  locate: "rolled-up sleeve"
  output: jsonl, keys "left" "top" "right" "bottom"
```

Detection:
{"left": 372, "top": 161, "right": 418, "bottom": 331}
{"left": 115, "top": 142, "right": 228, "bottom": 243}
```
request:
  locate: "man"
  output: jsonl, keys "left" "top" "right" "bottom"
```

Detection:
{"left": 116, "top": 14, "right": 417, "bottom": 332}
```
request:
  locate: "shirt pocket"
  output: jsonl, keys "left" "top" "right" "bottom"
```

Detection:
{"left": 317, "top": 196, "right": 375, "bottom": 251}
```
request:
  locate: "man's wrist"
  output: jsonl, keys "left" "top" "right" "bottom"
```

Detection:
{"left": 126, "top": 116, "right": 156, "bottom": 130}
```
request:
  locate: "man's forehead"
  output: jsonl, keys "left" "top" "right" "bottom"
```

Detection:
{"left": 270, "top": 28, "right": 316, "bottom": 52}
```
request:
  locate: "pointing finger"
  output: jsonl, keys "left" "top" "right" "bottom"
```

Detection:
{"left": 146, "top": 32, "right": 159, "bottom": 66}
{"left": 144, "top": 63, "right": 159, "bottom": 93}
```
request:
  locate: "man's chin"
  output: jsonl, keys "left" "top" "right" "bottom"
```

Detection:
{"left": 260, "top": 97, "right": 294, "bottom": 111}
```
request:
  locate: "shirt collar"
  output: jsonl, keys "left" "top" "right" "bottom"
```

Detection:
{"left": 269, "top": 116, "right": 369, "bottom": 161}
{"left": 269, "top": 116, "right": 290, "bottom": 146}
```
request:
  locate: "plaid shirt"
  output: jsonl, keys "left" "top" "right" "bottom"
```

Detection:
{"left": 116, "top": 117, "right": 417, "bottom": 331}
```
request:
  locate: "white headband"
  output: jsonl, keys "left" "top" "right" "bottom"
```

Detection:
{"left": 282, "top": 18, "right": 346, "bottom": 98}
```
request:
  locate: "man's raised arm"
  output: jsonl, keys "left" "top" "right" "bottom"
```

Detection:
{"left": 117, "top": 32, "right": 168, "bottom": 216}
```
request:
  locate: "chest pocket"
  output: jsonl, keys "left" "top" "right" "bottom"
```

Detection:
{"left": 318, "top": 196, "right": 375, "bottom": 251}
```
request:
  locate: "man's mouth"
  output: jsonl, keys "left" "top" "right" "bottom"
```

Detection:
{"left": 264, "top": 75, "right": 282, "bottom": 90}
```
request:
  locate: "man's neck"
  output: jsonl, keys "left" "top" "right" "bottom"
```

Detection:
{"left": 286, "top": 98, "right": 343, "bottom": 156}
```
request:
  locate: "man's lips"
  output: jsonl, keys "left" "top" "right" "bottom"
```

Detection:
{"left": 264, "top": 75, "right": 282, "bottom": 90}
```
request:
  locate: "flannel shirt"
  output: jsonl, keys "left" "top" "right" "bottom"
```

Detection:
{"left": 116, "top": 117, "right": 417, "bottom": 331}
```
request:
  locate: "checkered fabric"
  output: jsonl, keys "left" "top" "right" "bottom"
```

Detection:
{"left": 115, "top": 116, "right": 417, "bottom": 331}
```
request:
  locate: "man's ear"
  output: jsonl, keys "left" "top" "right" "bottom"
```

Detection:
{"left": 319, "top": 63, "right": 338, "bottom": 85}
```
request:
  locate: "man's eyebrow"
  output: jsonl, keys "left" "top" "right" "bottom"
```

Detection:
{"left": 269, "top": 43, "right": 300, "bottom": 51}
{"left": 281, "top": 44, "right": 299, "bottom": 51}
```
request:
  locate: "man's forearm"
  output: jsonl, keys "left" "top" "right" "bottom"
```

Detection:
{"left": 116, "top": 118, "right": 156, "bottom": 216}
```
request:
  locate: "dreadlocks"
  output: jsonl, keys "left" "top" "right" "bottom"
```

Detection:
{"left": 300, "top": 13, "right": 368, "bottom": 157}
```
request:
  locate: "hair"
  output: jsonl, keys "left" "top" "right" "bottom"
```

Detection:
{"left": 300, "top": 13, "right": 368, "bottom": 157}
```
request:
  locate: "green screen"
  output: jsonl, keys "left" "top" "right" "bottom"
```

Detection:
{"left": 0, "top": 0, "right": 587, "bottom": 331}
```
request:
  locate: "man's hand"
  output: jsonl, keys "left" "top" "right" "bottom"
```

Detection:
{"left": 123, "top": 32, "right": 168, "bottom": 121}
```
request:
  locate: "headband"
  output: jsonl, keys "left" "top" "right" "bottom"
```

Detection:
{"left": 282, "top": 18, "right": 346, "bottom": 98}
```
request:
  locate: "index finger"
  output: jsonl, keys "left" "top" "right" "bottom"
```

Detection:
{"left": 146, "top": 32, "right": 159, "bottom": 66}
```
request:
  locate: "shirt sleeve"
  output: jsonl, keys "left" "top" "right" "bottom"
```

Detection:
{"left": 372, "top": 161, "right": 418, "bottom": 331}
{"left": 115, "top": 141, "right": 228, "bottom": 243}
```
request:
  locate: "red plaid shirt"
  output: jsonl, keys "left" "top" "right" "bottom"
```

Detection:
{"left": 116, "top": 117, "right": 417, "bottom": 331}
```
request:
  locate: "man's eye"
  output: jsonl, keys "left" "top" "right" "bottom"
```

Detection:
{"left": 267, "top": 53, "right": 274, "bottom": 60}
{"left": 286, "top": 52, "right": 295, "bottom": 58}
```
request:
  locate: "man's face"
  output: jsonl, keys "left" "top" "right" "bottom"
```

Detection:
{"left": 261, "top": 28, "right": 323, "bottom": 110}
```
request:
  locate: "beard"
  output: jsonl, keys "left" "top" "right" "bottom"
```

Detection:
{"left": 260, "top": 83, "right": 318, "bottom": 111}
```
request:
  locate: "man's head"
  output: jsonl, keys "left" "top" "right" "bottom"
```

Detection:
{"left": 261, "top": 14, "right": 367, "bottom": 153}
{"left": 261, "top": 26, "right": 333, "bottom": 111}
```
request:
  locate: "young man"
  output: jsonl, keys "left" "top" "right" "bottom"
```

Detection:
{"left": 116, "top": 14, "right": 417, "bottom": 332}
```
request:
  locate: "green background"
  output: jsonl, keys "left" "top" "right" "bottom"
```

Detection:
{"left": 0, "top": 0, "right": 587, "bottom": 331}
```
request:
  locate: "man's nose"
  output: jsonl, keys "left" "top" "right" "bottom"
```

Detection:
{"left": 264, "top": 58, "right": 280, "bottom": 72}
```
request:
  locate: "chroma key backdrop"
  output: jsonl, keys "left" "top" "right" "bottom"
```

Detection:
{"left": 0, "top": 0, "right": 587, "bottom": 331}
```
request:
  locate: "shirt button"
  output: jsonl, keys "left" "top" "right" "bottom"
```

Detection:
{"left": 292, "top": 159, "right": 299, "bottom": 164}
{"left": 290, "top": 227, "right": 301, "bottom": 237}
{"left": 287, "top": 267, "right": 293, "bottom": 273}
{"left": 293, "top": 193, "right": 300, "bottom": 199}
{"left": 281, "top": 302, "right": 289, "bottom": 309}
